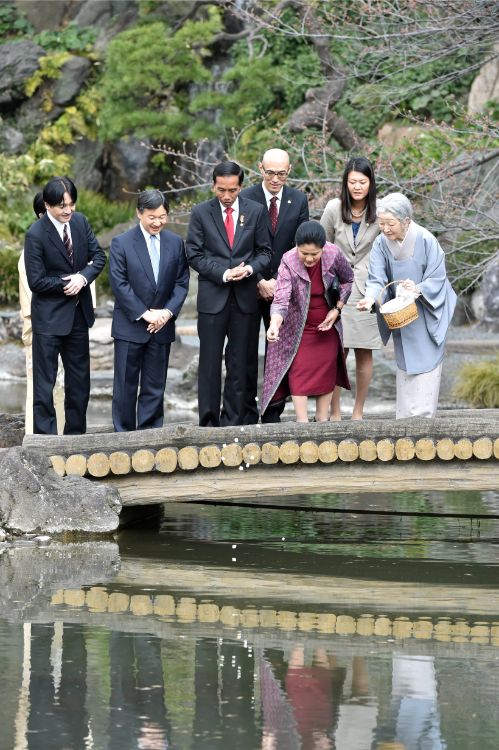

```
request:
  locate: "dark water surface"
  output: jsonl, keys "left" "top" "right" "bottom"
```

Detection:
{"left": 2, "top": 492, "right": 499, "bottom": 750}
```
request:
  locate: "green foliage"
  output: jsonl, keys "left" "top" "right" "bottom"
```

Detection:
{"left": 454, "top": 356, "right": 499, "bottom": 408}
{"left": 0, "top": 2, "right": 32, "bottom": 38}
{"left": 0, "top": 246, "right": 22, "bottom": 305}
{"left": 98, "top": 10, "right": 222, "bottom": 142}
{"left": 33, "top": 24, "right": 97, "bottom": 52}
{"left": 77, "top": 190, "right": 133, "bottom": 235}
{"left": 24, "top": 51, "right": 71, "bottom": 98}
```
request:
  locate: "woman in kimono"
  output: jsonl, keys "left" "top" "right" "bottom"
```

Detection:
{"left": 357, "top": 193, "right": 457, "bottom": 418}
{"left": 261, "top": 221, "right": 353, "bottom": 423}
{"left": 320, "top": 156, "right": 381, "bottom": 420}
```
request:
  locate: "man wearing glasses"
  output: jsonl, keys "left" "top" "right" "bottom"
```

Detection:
{"left": 241, "top": 148, "right": 309, "bottom": 423}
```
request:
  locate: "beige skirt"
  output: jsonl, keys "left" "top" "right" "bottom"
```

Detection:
{"left": 342, "top": 283, "right": 382, "bottom": 350}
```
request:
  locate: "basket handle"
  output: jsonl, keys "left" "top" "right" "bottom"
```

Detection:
{"left": 377, "top": 280, "right": 400, "bottom": 307}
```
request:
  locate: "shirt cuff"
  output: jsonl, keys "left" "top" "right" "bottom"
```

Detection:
{"left": 77, "top": 273, "right": 88, "bottom": 286}
{"left": 222, "top": 270, "right": 230, "bottom": 283}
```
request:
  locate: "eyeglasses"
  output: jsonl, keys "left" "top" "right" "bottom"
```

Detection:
{"left": 263, "top": 170, "right": 289, "bottom": 179}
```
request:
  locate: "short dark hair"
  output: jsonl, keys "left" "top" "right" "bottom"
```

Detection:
{"left": 33, "top": 192, "right": 46, "bottom": 218}
{"left": 340, "top": 156, "right": 377, "bottom": 225}
{"left": 213, "top": 161, "right": 244, "bottom": 185}
{"left": 42, "top": 176, "right": 77, "bottom": 207}
{"left": 137, "top": 189, "right": 169, "bottom": 214}
{"left": 295, "top": 220, "right": 326, "bottom": 248}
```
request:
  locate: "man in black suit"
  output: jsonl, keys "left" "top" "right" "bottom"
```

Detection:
{"left": 24, "top": 176, "right": 106, "bottom": 434}
{"left": 186, "top": 161, "right": 271, "bottom": 426}
{"left": 241, "top": 148, "right": 309, "bottom": 422}
{"left": 110, "top": 190, "right": 189, "bottom": 432}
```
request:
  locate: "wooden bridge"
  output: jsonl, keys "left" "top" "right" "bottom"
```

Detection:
{"left": 22, "top": 409, "right": 499, "bottom": 512}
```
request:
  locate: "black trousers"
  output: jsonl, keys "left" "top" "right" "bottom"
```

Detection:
{"left": 245, "top": 298, "right": 286, "bottom": 424}
{"left": 32, "top": 305, "right": 90, "bottom": 435}
{"left": 112, "top": 337, "right": 171, "bottom": 432}
{"left": 197, "top": 294, "right": 257, "bottom": 427}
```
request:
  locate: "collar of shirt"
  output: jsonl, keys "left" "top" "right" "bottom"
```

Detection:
{"left": 47, "top": 210, "right": 70, "bottom": 242}
{"left": 261, "top": 183, "right": 283, "bottom": 210}
{"left": 219, "top": 198, "right": 239, "bottom": 225}
{"left": 139, "top": 222, "right": 161, "bottom": 249}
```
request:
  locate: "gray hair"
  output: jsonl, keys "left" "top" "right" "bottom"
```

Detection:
{"left": 377, "top": 192, "right": 412, "bottom": 221}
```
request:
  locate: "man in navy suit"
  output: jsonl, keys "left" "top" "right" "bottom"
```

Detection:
{"left": 24, "top": 176, "right": 106, "bottom": 434}
{"left": 240, "top": 148, "right": 309, "bottom": 422}
{"left": 185, "top": 161, "right": 271, "bottom": 426}
{"left": 110, "top": 190, "right": 189, "bottom": 432}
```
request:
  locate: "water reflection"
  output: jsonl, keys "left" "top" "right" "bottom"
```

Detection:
{"left": 1, "top": 496, "right": 499, "bottom": 749}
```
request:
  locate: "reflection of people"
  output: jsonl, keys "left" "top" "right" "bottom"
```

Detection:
{"left": 185, "top": 161, "right": 271, "bottom": 426}
{"left": 110, "top": 190, "right": 189, "bottom": 432}
{"left": 19, "top": 193, "right": 64, "bottom": 434}
{"left": 261, "top": 221, "right": 353, "bottom": 423}
{"left": 24, "top": 176, "right": 106, "bottom": 434}
{"left": 320, "top": 157, "right": 381, "bottom": 420}
{"left": 240, "top": 148, "right": 309, "bottom": 423}
{"left": 357, "top": 193, "right": 456, "bottom": 418}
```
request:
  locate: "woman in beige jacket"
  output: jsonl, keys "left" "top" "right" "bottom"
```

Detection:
{"left": 320, "top": 157, "right": 381, "bottom": 420}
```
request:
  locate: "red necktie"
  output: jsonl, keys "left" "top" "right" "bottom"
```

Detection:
{"left": 224, "top": 207, "right": 234, "bottom": 248}
{"left": 269, "top": 196, "right": 278, "bottom": 233}
{"left": 63, "top": 223, "right": 73, "bottom": 264}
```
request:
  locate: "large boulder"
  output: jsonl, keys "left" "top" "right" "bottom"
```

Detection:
{"left": 0, "top": 414, "right": 25, "bottom": 448}
{"left": 67, "top": 137, "right": 105, "bottom": 191}
{"left": 102, "top": 137, "right": 152, "bottom": 200}
{"left": 0, "top": 40, "right": 45, "bottom": 111}
{"left": 0, "top": 124, "right": 25, "bottom": 153}
{"left": 481, "top": 256, "right": 499, "bottom": 332}
{"left": 14, "top": 0, "right": 71, "bottom": 32}
{"left": 0, "top": 446, "right": 121, "bottom": 533}
{"left": 468, "top": 43, "right": 499, "bottom": 114}
{"left": 52, "top": 55, "right": 92, "bottom": 106}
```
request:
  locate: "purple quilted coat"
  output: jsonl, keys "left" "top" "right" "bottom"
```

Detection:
{"left": 260, "top": 243, "right": 353, "bottom": 414}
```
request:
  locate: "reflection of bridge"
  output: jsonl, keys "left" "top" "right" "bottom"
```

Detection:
{"left": 23, "top": 410, "right": 499, "bottom": 508}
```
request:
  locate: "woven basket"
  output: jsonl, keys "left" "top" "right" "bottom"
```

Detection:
{"left": 378, "top": 280, "right": 419, "bottom": 330}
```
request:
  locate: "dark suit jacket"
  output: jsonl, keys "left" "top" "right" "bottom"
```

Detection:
{"left": 185, "top": 196, "right": 271, "bottom": 314}
{"left": 25, "top": 211, "right": 106, "bottom": 336}
{"left": 239, "top": 183, "right": 309, "bottom": 280}
{"left": 109, "top": 225, "right": 189, "bottom": 344}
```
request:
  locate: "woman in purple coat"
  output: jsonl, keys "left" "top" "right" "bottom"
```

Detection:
{"left": 261, "top": 221, "right": 353, "bottom": 422}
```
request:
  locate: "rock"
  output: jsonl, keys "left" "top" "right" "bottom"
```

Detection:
{"left": 14, "top": 0, "right": 71, "bottom": 32}
{"left": 0, "top": 317, "right": 8, "bottom": 343}
{"left": 0, "top": 446, "right": 121, "bottom": 533}
{"left": 468, "top": 43, "right": 499, "bottom": 114}
{"left": 52, "top": 55, "right": 92, "bottom": 106}
{"left": 67, "top": 137, "right": 105, "bottom": 192}
{"left": 0, "top": 124, "right": 25, "bottom": 153}
{"left": 451, "top": 294, "right": 473, "bottom": 327}
{"left": 470, "top": 288, "right": 485, "bottom": 322}
{"left": 0, "top": 413, "right": 25, "bottom": 448}
{"left": 1, "top": 311, "right": 23, "bottom": 341}
{"left": 89, "top": 318, "right": 114, "bottom": 370}
{"left": 94, "top": 4, "right": 139, "bottom": 54}
{"left": 481, "top": 256, "right": 499, "bottom": 333}
{"left": 72, "top": 0, "right": 113, "bottom": 28}
{"left": 0, "top": 40, "right": 45, "bottom": 111}
{"left": 102, "top": 137, "right": 152, "bottom": 200}
{"left": 0, "top": 528, "right": 6, "bottom": 542}
{"left": 96, "top": 219, "right": 135, "bottom": 250}
{"left": 378, "top": 122, "right": 425, "bottom": 149}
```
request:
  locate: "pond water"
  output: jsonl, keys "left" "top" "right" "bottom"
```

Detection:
{"left": 2, "top": 494, "right": 499, "bottom": 750}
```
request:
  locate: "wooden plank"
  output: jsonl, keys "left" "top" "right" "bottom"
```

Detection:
{"left": 103, "top": 460, "right": 499, "bottom": 507}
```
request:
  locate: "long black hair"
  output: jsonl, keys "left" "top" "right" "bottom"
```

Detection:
{"left": 340, "top": 156, "right": 377, "bottom": 225}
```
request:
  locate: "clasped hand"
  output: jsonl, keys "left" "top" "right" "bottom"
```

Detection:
{"left": 257, "top": 278, "right": 276, "bottom": 301}
{"left": 226, "top": 262, "right": 252, "bottom": 282}
{"left": 143, "top": 308, "right": 171, "bottom": 333}
{"left": 62, "top": 273, "right": 86, "bottom": 296}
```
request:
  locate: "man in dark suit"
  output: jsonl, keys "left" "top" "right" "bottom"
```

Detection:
{"left": 110, "top": 190, "right": 189, "bottom": 432}
{"left": 186, "top": 161, "right": 271, "bottom": 426}
{"left": 240, "top": 148, "right": 309, "bottom": 422}
{"left": 24, "top": 176, "right": 106, "bottom": 434}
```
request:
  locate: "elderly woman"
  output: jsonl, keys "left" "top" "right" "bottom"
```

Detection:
{"left": 260, "top": 221, "right": 353, "bottom": 422}
{"left": 357, "top": 192, "right": 457, "bottom": 418}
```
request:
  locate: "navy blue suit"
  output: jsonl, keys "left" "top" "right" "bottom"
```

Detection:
{"left": 239, "top": 183, "right": 309, "bottom": 422}
{"left": 110, "top": 224, "right": 189, "bottom": 431}
{"left": 25, "top": 211, "right": 106, "bottom": 434}
{"left": 186, "top": 196, "right": 271, "bottom": 426}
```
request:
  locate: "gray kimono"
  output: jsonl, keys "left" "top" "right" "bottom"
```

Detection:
{"left": 365, "top": 222, "right": 457, "bottom": 375}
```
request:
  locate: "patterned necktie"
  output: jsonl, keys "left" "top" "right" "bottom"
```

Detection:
{"left": 224, "top": 207, "right": 234, "bottom": 248}
{"left": 149, "top": 234, "right": 160, "bottom": 282}
{"left": 63, "top": 223, "right": 73, "bottom": 264}
{"left": 269, "top": 196, "right": 278, "bottom": 233}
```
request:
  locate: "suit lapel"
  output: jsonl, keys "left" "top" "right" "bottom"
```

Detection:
{"left": 274, "top": 185, "right": 291, "bottom": 237}
{"left": 231, "top": 197, "right": 250, "bottom": 254}
{"left": 210, "top": 199, "right": 231, "bottom": 254}
{"left": 134, "top": 225, "right": 156, "bottom": 288}
{"left": 345, "top": 222, "right": 355, "bottom": 253}
{"left": 44, "top": 216, "right": 73, "bottom": 268}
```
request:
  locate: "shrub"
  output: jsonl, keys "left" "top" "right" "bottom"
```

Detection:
{"left": 0, "top": 246, "right": 22, "bottom": 305}
{"left": 453, "top": 356, "right": 499, "bottom": 408}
